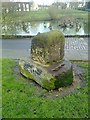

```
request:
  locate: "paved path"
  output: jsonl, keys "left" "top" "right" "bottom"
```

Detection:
{"left": 0, "top": 37, "right": 88, "bottom": 60}
{"left": 64, "top": 37, "right": 88, "bottom": 60}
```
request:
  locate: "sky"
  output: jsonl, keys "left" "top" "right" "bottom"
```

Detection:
{"left": 1, "top": 0, "right": 89, "bottom": 5}
{"left": 13, "top": 0, "right": 65, "bottom": 5}
{"left": 16, "top": 0, "right": 55, "bottom": 5}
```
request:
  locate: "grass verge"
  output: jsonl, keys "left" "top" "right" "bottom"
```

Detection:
{"left": 2, "top": 9, "right": 88, "bottom": 23}
{"left": 2, "top": 58, "right": 88, "bottom": 118}
{"left": 0, "top": 59, "right": 2, "bottom": 118}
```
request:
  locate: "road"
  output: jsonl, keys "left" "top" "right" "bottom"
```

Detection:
{"left": 0, "top": 37, "right": 88, "bottom": 60}
{"left": 1, "top": 38, "right": 31, "bottom": 60}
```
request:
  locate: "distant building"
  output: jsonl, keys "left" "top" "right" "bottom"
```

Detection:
{"left": 66, "top": 3, "right": 70, "bottom": 9}
{"left": 2, "top": 2, "right": 39, "bottom": 12}
{"left": 52, "top": 2, "right": 67, "bottom": 9}
{"left": 31, "top": 2, "right": 39, "bottom": 11}
{"left": 51, "top": 1, "right": 86, "bottom": 9}
{"left": 38, "top": 5, "right": 49, "bottom": 10}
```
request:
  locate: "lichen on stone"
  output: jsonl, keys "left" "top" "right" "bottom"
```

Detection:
{"left": 31, "top": 30, "right": 65, "bottom": 66}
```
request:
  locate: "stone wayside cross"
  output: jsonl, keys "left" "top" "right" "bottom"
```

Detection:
{"left": 19, "top": 30, "right": 73, "bottom": 90}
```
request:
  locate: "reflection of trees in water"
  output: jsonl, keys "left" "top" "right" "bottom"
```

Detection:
{"left": 2, "top": 22, "right": 17, "bottom": 35}
{"left": 75, "top": 18, "right": 84, "bottom": 32}
{"left": 62, "top": 27, "right": 66, "bottom": 32}
{"left": 22, "top": 22, "right": 29, "bottom": 33}
{"left": 2, "top": 20, "right": 89, "bottom": 35}
{"left": 30, "top": 22, "right": 39, "bottom": 27}
{"left": 75, "top": 22, "right": 82, "bottom": 32}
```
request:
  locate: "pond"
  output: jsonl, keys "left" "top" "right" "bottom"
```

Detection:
{"left": 2, "top": 19, "right": 90, "bottom": 36}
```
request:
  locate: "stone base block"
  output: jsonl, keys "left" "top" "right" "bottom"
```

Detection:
{"left": 19, "top": 60, "right": 73, "bottom": 90}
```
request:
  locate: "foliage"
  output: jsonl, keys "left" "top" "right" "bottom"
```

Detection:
{"left": 48, "top": 6, "right": 59, "bottom": 20}
{"left": 2, "top": 2, "right": 16, "bottom": 13}
{"left": 2, "top": 59, "right": 88, "bottom": 118}
{"left": 85, "top": 1, "right": 90, "bottom": 9}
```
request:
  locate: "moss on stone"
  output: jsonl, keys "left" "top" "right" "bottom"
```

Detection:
{"left": 19, "top": 60, "right": 56, "bottom": 89}
{"left": 54, "top": 68, "right": 73, "bottom": 88}
{"left": 31, "top": 30, "right": 65, "bottom": 66}
{"left": 42, "top": 77, "right": 56, "bottom": 90}
{"left": 19, "top": 64, "right": 35, "bottom": 80}
{"left": 19, "top": 60, "right": 73, "bottom": 90}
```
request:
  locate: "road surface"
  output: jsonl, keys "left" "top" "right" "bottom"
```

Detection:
{"left": 1, "top": 38, "right": 31, "bottom": 60}
{"left": 0, "top": 37, "right": 88, "bottom": 60}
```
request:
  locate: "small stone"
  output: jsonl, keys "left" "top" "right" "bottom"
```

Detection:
{"left": 58, "top": 88, "right": 63, "bottom": 91}
{"left": 73, "top": 79, "right": 76, "bottom": 82}
{"left": 56, "top": 94, "right": 58, "bottom": 97}
{"left": 50, "top": 90, "right": 53, "bottom": 92}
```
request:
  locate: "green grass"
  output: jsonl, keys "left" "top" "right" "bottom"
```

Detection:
{"left": 2, "top": 9, "right": 88, "bottom": 24}
{"left": 2, "top": 9, "right": 51, "bottom": 23}
{"left": 0, "top": 59, "right": 2, "bottom": 118}
{"left": 2, "top": 59, "right": 88, "bottom": 118}
{"left": 75, "top": 62, "right": 89, "bottom": 81}
{"left": 78, "top": 62, "right": 88, "bottom": 69}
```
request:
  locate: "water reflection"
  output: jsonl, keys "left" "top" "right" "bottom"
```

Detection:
{"left": 2, "top": 20, "right": 89, "bottom": 36}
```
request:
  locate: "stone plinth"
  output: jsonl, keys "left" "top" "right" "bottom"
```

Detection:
{"left": 19, "top": 30, "right": 73, "bottom": 90}
{"left": 19, "top": 60, "right": 73, "bottom": 90}
{"left": 31, "top": 30, "right": 65, "bottom": 66}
